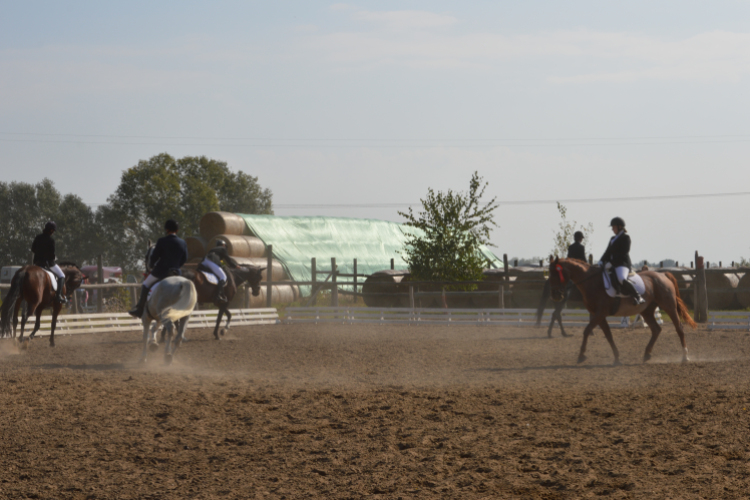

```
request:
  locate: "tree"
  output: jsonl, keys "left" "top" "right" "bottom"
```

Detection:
{"left": 550, "top": 202, "right": 594, "bottom": 259}
{"left": 98, "top": 153, "right": 273, "bottom": 269}
{"left": 398, "top": 172, "right": 498, "bottom": 286}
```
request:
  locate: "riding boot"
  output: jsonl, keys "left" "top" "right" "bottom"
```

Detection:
{"left": 128, "top": 285, "right": 150, "bottom": 318}
{"left": 55, "top": 277, "right": 68, "bottom": 304}
{"left": 215, "top": 280, "right": 228, "bottom": 304}
{"left": 621, "top": 279, "right": 646, "bottom": 305}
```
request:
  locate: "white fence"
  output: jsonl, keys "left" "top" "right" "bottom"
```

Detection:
{"left": 285, "top": 307, "right": 661, "bottom": 328}
{"left": 6, "top": 308, "right": 279, "bottom": 337}
{"left": 708, "top": 311, "right": 750, "bottom": 331}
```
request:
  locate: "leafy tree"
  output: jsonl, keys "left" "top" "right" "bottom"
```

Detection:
{"left": 398, "top": 172, "right": 498, "bottom": 287}
{"left": 551, "top": 202, "right": 594, "bottom": 260}
{"left": 98, "top": 153, "right": 273, "bottom": 269}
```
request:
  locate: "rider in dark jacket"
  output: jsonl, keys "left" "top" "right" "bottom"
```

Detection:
{"left": 31, "top": 221, "right": 67, "bottom": 304}
{"left": 201, "top": 240, "right": 240, "bottom": 303}
{"left": 567, "top": 231, "right": 587, "bottom": 262}
{"left": 128, "top": 219, "right": 188, "bottom": 318}
{"left": 598, "top": 217, "right": 644, "bottom": 305}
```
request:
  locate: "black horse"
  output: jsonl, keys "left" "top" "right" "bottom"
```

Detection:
{"left": 534, "top": 279, "right": 583, "bottom": 338}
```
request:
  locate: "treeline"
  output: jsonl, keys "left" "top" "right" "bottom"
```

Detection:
{"left": 0, "top": 153, "right": 272, "bottom": 271}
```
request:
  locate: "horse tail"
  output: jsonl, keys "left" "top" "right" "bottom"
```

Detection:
{"left": 161, "top": 279, "right": 198, "bottom": 323}
{"left": 665, "top": 272, "right": 696, "bottom": 329}
{"left": 535, "top": 279, "right": 551, "bottom": 325}
{"left": 1, "top": 269, "right": 26, "bottom": 334}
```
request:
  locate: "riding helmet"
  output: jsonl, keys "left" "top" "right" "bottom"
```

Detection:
{"left": 164, "top": 219, "right": 179, "bottom": 232}
{"left": 573, "top": 231, "right": 584, "bottom": 241}
{"left": 44, "top": 221, "right": 57, "bottom": 233}
{"left": 610, "top": 217, "right": 625, "bottom": 227}
{"left": 215, "top": 240, "right": 227, "bottom": 247}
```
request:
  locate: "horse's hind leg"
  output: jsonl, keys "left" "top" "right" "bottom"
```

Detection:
{"left": 664, "top": 305, "right": 689, "bottom": 363}
{"left": 163, "top": 321, "right": 175, "bottom": 365}
{"left": 170, "top": 317, "right": 189, "bottom": 359}
{"left": 212, "top": 308, "right": 224, "bottom": 340}
{"left": 140, "top": 319, "right": 152, "bottom": 363}
{"left": 598, "top": 320, "right": 621, "bottom": 366}
{"left": 640, "top": 304, "right": 661, "bottom": 363}
{"left": 223, "top": 308, "right": 232, "bottom": 336}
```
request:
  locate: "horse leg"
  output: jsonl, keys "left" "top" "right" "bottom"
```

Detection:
{"left": 13, "top": 299, "right": 23, "bottom": 339}
{"left": 28, "top": 307, "right": 43, "bottom": 341}
{"left": 639, "top": 304, "right": 660, "bottom": 363}
{"left": 664, "top": 304, "right": 690, "bottom": 363}
{"left": 170, "top": 317, "right": 189, "bottom": 359}
{"left": 547, "top": 309, "right": 557, "bottom": 338}
{"left": 49, "top": 302, "right": 62, "bottom": 347}
{"left": 577, "top": 316, "right": 602, "bottom": 364}
{"left": 212, "top": 308, "right": 224, "bottom": 340}
{"left": 140, "top": 318, "right": 152, "bottom": 363}
{"left": 598, "top": 319, "right": 621, "bottom": 366}
{"left": 223, "top": 308, "right": 232, "bottom": 336}
{"left": 164, "top": 321, "right": 175, "bottom": 365}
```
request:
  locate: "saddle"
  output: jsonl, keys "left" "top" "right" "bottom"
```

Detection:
{"left": 602, "top": 265, "right": 645, "bottom": 299}
{"left": 40, "top": 267, "right": 58, "bottom": 291}
{"left": 196, "top": 263, "right": 220, "bottom": 285}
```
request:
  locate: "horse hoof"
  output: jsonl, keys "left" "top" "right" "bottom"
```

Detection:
{"left": 562, "top": 332, "right": 572, "bottom": 338}
{"left": 682, "top": 356, "right": 690, "bottom": 364}
{"left": 165, "top": 354, "right": 173, "bottom": 366}
{"left": 21, "top": 340, "right": 29, "bottom": 351}
{"left": 148, "top": 343, "right": 159, "bottom": 353}
{"left": 220, "top": 328, "right": 226, "bottom": 336}
{"left": 577, "top": 354, "right": 587, "bottom": 364}
{"left": 643, "top": 353, "right": 652, "bottom": 363}
{"left": 613, "top": 359, "right": 622, "bottom": 367}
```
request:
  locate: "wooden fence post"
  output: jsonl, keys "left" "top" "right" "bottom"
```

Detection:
{"left": 96, "top": 254, "right": 103, "bottom": 313}
{"left": 498, "top": 284, "right": 504, "bottom": 309}
{"left": 353, "top": 258, "right": 358, "bottom": 304}
{"left": 503, "top": 253, "right": 509, "bottom": 308}
{"left": 694, "top": 252, "right": 708, "bottom": 323}
{"left": 390, "top": 258, "right": 394, "bottom": 270}
{"left": 266, "top": 244, "right": 273, "bottom": 308}
{"left": 409, "top": 285, "right": 415, "bottom": 310}
{"left": 311, "top": 257, "right": 317, "bottom": 306}
{"left": 331, "top": 257, "right": 338, "bottom": 307}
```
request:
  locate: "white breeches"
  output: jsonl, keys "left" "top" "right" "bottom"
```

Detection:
{"left": 143, "top": 274, "right": 160, "bottom": 288}
{"left": 49, "top": 264, "right": 65, "bottom": 279}
{"left": 201, "top": 259, "right": 227, "bottom": 281}
{"left": 615, "top": 266, "right": 629, "bottom": 284}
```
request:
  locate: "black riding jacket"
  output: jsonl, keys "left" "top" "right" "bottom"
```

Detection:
{"left": 149, "top": 234, "right": 188, "bottom": 279}
{"left": 567, "top": 241, "right": 586, "bottom": 262}
{"left": 31, "top": 232, "right": 56, "bottom": 267}
{"left": 204, "top": 246, "right": 239, "bottom": 269}
{"left": 599, "top": 232, "right": 632, "bottom": 269}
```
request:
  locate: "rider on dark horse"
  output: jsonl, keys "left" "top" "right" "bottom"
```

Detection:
{"left": 567, "top": 231, "right": 587, "bottom": 262}
{"left": 128, "top": 219, "right": 188, "bottom": 318}
{"left": 31, "top": 221, "right": 67, "bottom": 305}
{"left": 200, "top": 240, "right": 239, "bottom": 304}
{"left": 598, "top": 217, "right": 645, "bottom": 306}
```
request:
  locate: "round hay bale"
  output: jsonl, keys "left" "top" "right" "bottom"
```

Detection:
{"left": 362, "top": 270, "right": 410, "bottom": 308}
{"left": 232, "top": 257, "right": 288, "bottom": 281}
{"left": 510, "top": 267, "right": 546, "bottom": 309}
{"left": 248, "top": 285, "right": 298, "bottom": 308}
{"left": 208, "top": 235, "right": 266, "bottom": 258}
{"left": 705, "top": 270, "right": 740, "bottom": 310}
{"left": 735, "top": 271, "right": 750, "bottom": 308}
{"left": 186, "top": 236, "right": 208, "bottom": 261}
{"left": 200, "top": 212, "right": 248, "bottom": 240}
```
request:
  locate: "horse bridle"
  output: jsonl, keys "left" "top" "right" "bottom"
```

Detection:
{"left": 554, "top": 263, "right": 600, "bottom": 287}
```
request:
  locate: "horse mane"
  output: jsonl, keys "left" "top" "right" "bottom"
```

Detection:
{"left": 57, "top": 261, "right": 80, "bottom": 269}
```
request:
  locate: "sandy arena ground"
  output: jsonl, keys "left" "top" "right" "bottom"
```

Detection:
{"left": 0, "top": 320, "right": 749, "bottom": 499}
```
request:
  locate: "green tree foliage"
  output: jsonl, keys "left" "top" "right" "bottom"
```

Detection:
{"left": 551, "top": 202, "right": 594, "bottom": 259}
{"left": 98, "top": 153, "right": 273, "bottom": 269}
{"left": 398, "top": 172, "right": 498, "bottom": 287}
{"left": 0, "top": 179, "right": 99, "bottom": 266}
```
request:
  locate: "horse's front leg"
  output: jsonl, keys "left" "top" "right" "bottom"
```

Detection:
{"left": 577, "top": 312, "right": 605, "bottom": 364}
{"left": 49, "top": 303, "right": 62, "bottom": 347}
{"left": 598, "top": 319, "right": 621, "bottom": 366}
{"left": 212, "top": 307, "right": 224, "bottom": 340}
{"left": 222, "top": 308, "right": 232, "bottom": 336}
{"left": 140, "top": 319, "right": 152, "bottom": 363}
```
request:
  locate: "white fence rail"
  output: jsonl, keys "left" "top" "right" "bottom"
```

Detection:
{"left": 708, "top": 311, "right": 750, "bottom": 331}
{"left": 6, "top": 308, "right": 279, "bottom": 337}
{"left": 285, "top": 307, "right": 660, "bottom": 328}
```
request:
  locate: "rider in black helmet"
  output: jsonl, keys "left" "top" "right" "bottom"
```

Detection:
{"left": 31, "top": 221, "right": 67, "bottom": 304}
{"left": 200, "top": 239, "right": 241, "bottom": 303}
{"left": 598, "top": 217, "right": 645, "bottom": 305}
{"left": 128, "top": 219, "right": 188, "bottom": 318}
{"left": 567, "top": 231, "right": 587, "bottom": 262}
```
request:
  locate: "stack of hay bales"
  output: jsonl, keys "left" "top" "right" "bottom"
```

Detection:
{"left": 705, "top": 268, "right": 742, "bottom": 310}
{"left": 734, "top": 269, "right": 750, "bottom": 309}
{"left": 189, "top": 212, "right": 299, "bottom": 307}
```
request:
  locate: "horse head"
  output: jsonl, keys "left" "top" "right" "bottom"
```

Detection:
{"left": 236, "top": 265, "right": 265, "bottom": 297}
{"left": 547, "top": 256, "right": 569, "bottom": 302}
{"left": 58, "top": 261, "right": 85, "bottom": 296}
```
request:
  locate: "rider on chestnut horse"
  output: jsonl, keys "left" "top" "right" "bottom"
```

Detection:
{"left": 598, "top": 217, "right": 645, "bottom": 306}
{"left": 31, "top": 221, "right": 68, "bottom": 305}
{"left": 129, "top": 219, "right": 188, "bottom": 318}
{"left": 200, "top": 240, "right": 239, "bottom": 304}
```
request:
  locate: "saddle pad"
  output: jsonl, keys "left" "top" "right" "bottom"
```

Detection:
{"left": 44, "top": 269, "right": 57, "bottom": 291}
{"left": 199, "top": 270, "right": 219, "bottom": 285}
{"left": 147, "top": 281, "right": 161, "bottom": 301}
{"left": 603, "top": 272, "right": 645, "bottom": 298}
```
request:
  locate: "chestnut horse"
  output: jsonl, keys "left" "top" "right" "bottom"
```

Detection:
{"left": 0, "top": 263, "right": 85, "bottom": 346}
{"left": 548, "top": 257, "right": 695, "bottom": 365}
{"left": 178, "top": 265, "right": 264, "bottom": 340}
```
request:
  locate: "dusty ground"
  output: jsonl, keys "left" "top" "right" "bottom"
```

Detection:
{"left": 0, "top": 320, "right": 749, "bottom": 499}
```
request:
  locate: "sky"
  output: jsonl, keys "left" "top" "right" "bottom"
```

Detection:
{"left": 2, "top": 1, "right": 750, "bottom": 265}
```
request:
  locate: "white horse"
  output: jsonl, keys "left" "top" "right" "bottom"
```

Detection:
{"left": 139, "top": 276, "right": 197, "bottom": 365}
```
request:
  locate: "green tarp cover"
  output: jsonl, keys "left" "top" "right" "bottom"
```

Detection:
{"left": 236, "top": 214, "right": 503, "bottom": 295}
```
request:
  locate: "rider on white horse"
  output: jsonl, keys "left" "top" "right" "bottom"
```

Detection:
{"left": 598, "top": 217, "right": 645, "bottom": 306}
{"left": 200, "top": 240, "right": 240, "bottom": 303}
{"left": 129, "top": 219, "right": 188, "bottom": 318}
{"left": 31, "top": 221, "right": 67, "bottom": 304}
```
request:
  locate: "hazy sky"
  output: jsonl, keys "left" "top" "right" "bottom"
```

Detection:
{"left": 3, "top": 1, "right": 750, "bottom": 265}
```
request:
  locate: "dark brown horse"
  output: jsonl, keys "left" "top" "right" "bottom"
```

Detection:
{"left": 0, "top": 263, "right": 85, "bottom": 346}
{"left": 548, "top": 257, "right": 695, "bottom": 365}
{"left": 178, "top": 265, "right": 264, "bottom": 340}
